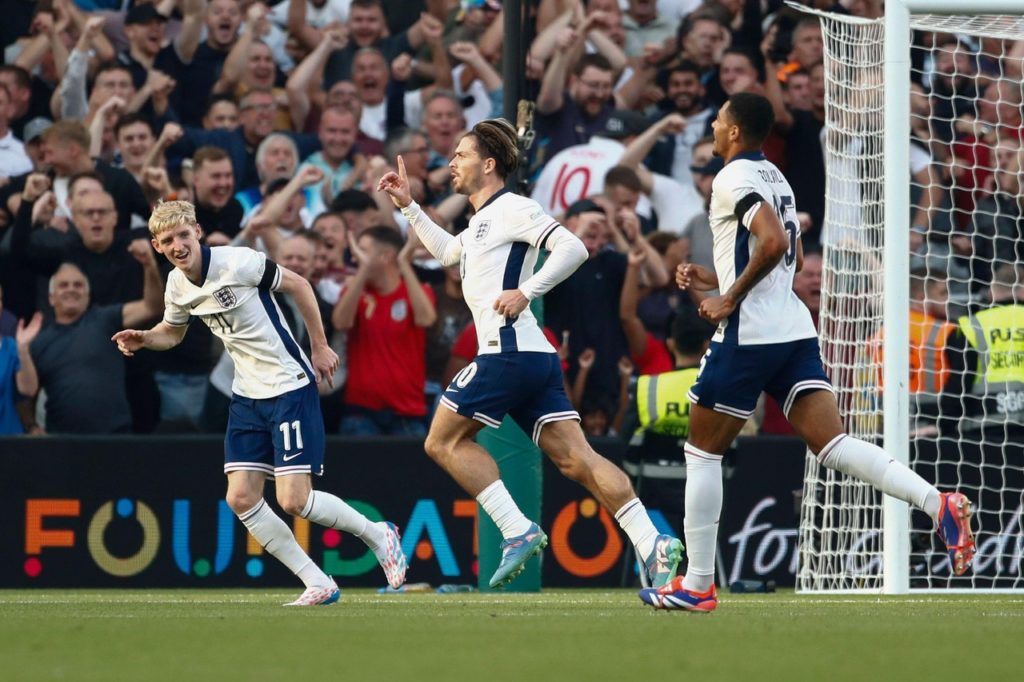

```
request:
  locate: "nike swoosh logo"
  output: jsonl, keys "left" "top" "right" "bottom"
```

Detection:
{"left": 282, "top": 452, "right": 303, "bottom": 462}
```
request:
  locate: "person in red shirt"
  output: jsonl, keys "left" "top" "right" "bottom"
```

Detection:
{"left": 331, "top": 226, "right": 437, "bottom": 435}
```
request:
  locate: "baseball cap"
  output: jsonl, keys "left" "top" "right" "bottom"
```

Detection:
{"left": 125, "top": 4, "right": 169, "bottom": 25}
{"left": 601, "top": 110, "right": 648, "bottom": 140}
{"left": 462, "top": 0, "right": 502, "bottom": 11}
{"left": 23, "top": 117, "right": 53, "bottom": 143}
{"left": 689, "top": 157, "right": 724, "bottom": 176}
{"left": 565, "top": 198, "right": 604, "bottom": 219}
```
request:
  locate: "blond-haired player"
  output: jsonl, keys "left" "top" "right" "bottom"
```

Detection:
{"left": 113, "top": 201, "right": 407, "bottom": 605}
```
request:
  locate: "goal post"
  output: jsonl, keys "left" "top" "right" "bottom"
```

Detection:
{"left": 795, "top": 2, "right": 1024, "bottom": 593}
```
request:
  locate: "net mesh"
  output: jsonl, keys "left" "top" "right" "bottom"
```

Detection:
{"left": 798, "top": 11, "right": 1024, "bottom": 592}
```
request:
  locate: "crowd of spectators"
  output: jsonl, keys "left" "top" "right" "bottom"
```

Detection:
{"left": 0, "top": 0, "right": 1020, "bottom": 439}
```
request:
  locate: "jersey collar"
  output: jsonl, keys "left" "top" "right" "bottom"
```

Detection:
{"left": 728, "top": 150, "right": 766, "bottom": 164}
{"left": 187, "top": 245, "right": 212, "bottom": 286}
{"left": 477, "top": 187, "right": 510, "bottom": 213}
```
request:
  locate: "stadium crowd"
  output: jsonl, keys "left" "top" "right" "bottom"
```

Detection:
{"left": 0, "top": 0, "right": 1020, "bottom": 440}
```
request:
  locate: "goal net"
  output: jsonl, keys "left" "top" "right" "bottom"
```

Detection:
{"left": 797, "top": 8, "right": 1024, "bottom": 592}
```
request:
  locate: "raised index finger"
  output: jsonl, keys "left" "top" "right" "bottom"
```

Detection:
{"left": 397, "top": 155, "right": 407, "bottom": 183}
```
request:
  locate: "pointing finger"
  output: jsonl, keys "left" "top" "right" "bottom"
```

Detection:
{"left": 397, "top": 155, "right": 407, "bottom": 183}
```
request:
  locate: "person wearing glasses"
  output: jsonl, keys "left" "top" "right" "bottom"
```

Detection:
{"left": 16, "top": 249, "right": 163, "bottom": 434}
{"left": 10, "top": 180, "right": 159, "bottom": 310}
{"left": 535, "top": 48, "right": 617, "bottom": 166}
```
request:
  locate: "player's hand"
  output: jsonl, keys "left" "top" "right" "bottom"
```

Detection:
{"left": 697, "top": 294, "right": 736, "bottom": 324}
{"left": 310, "top": 342, "right": 340, "bottom": 388}
{"left": 493, "top": 289, "right": 529, "bottom": 318}
{"left": 577, "top": 348, "right": 596, "bottom": 370}
{"left": 376, "top": 155, "right": 412, "bottom": 209}
{"left": 111, "top": 329, "right": 147, "bottom": 357}
{"left": 557, "top": 330, "right": 570, "bottom": 362}
{"left": 676, "top": 263, "right": 718, "bottom": 291}
{"left": 16, "top": 312, "right": 43, "bottom": 348}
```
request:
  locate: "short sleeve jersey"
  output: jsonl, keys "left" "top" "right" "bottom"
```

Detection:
{"left": 452, "top": 190, "right": 563, "bottom": 355}
{"left": 709, "top": 151, "right": 817, "bottom": 345}
{"left": 163, "top": 246, "right": 312, "bottom": 399}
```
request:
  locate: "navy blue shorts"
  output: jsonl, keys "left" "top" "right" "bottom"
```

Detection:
{"left": 687, "top": 338, "right": 833, "bottom": 420}
{"left": 225, "top": 382, "right": 325, "bottom": 477}
{"left": 439, "top": 352, "right": 579, "bottom": 443}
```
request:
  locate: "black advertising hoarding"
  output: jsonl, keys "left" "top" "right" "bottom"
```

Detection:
{"left": 1, "top": 435, "right": 821, "bottom": 588}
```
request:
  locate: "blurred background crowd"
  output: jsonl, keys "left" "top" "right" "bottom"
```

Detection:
{"left": 0, "top": 0, "right": 1020, "bottom": 440}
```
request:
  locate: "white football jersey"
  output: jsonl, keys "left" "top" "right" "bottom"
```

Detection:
{"left": 456, "top": 191, "right": 561, "bottom": 355}
{"left": 163, "top": 246, "right": 313, "bottom": 399}
{"left": 708, "top": 151, "right": 817, "bottom": 345}
{"left": 530, "top": 137, "right": 653, "bottom": 219}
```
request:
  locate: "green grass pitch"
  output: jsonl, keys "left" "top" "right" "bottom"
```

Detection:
{"left": 1, "top": 589, "right": 1022, "bottom": 681}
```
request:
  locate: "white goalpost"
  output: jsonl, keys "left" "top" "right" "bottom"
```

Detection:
{"left": 795, "top": 1, "right": 1024, "bottom": 593}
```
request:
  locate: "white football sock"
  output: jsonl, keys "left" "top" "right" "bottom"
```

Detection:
{"left": 238, "top": 499, "right": 331, "bottom": 588}
{"left": 681, "top": 443, "right": 722, "bottom": 593}
{"left": 614, "top": 498, "right": 659, "bottom": 560}
{"left": 477, "top": 480, "right": 532, "bottom": 539}
{"left": 818, "top": 434, "right": 941, "bottom": 519}
{"left": 301, "top": 490, "right": 387, "bottom": 553}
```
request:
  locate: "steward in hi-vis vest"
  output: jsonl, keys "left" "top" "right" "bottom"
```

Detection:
{"left": 940, "top": 263, "right": 1024, "bottom": 435}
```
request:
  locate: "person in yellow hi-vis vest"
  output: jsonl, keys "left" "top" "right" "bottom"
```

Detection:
{"left": 621, "top": 308, "right": 715, "bottom": 539}
{"left": 940, "top": 263, "right": 1024, "bottom": 436}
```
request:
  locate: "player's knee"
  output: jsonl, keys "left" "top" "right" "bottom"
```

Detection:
{"left": 226, "top": 490, "right": 262, "bottom": 516}
{"left": 276, "top": 489, "right": 309, "bottom": 517}
{"left": 423, "top": 432, "right": 452, "bottom": 462}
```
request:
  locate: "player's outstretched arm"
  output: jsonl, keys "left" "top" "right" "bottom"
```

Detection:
{"left": 379, "top": 155, "right": 462, "bottom": 265}
{"left": 112, "top": 321, "right": 188, "bottom": 356}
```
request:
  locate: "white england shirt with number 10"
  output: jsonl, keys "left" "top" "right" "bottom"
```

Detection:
{"left": 162, "top": 246, "right": 313, "bottom": 399}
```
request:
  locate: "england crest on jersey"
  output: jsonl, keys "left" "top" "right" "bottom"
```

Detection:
{"left": 474, "top": 220, "right": 491, "bottom": 241}
{"left": 213, "top": 287, "right": 237, "bottom": 308}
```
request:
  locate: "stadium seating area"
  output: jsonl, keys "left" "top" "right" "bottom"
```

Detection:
{"left": 0, "top": 0, "right": 1019, "bottom": 440}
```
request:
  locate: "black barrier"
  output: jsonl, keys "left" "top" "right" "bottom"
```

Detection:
{"left": 1, "top": 435, "right": 814, "bottom": 588}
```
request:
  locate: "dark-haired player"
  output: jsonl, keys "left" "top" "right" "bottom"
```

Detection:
{"left": 639, "top": 93, "right": 975, "bottom": 612}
